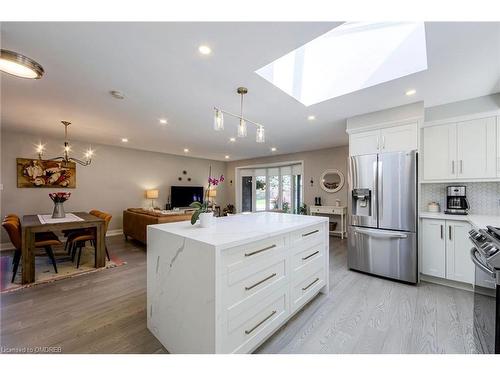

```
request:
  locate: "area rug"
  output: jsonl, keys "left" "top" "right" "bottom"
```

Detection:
{"left": 0, "top": 244, "right": 126, "bottom": 293}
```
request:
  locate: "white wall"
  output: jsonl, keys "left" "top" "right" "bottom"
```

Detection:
{"left": 1, "top": 130, "right": 226, "bottom": 242}
{"left": 424, "top": 93, "right": 500, "bottom": 123}
{"left": 224, "top": 146, "right": 349, "bottom": 210}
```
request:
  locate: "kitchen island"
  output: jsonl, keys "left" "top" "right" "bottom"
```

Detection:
{"left": 147, "top": 212, "right": 329, "bottom": 353}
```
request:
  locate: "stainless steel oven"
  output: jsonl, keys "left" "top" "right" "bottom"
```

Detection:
{"left": 469, "top": 226, "right": 500, "bottom": 354}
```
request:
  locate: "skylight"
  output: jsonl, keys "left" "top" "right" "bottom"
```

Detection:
{"left": 256, "top": 22, "right": 427, "bottom": 106}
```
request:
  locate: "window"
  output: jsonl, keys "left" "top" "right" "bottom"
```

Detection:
{"left": 237, "top": 163, "right": 303, "bottom": 214}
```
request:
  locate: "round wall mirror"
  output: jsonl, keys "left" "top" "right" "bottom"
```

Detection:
{"left": 320, "top": 169, "right": 344, "bottom": 193}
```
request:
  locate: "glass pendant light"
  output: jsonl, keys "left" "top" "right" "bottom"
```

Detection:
{"left": 238, "top": 118, "right": 247, "bottom": 137}
{"left": 256, "top": 125, "right": 265, "bottom": 143}
{"left": 213, "top": 109, "right": 224, "bottom": 131}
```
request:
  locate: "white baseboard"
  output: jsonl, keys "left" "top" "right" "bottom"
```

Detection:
{"left": 0, "top": 228, "right": 124, "bottom": 252}
{"left": 420, "top": 273, "right": 473, "bottom": 292}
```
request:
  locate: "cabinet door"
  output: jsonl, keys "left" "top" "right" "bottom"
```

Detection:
{"left": 380, "top": 123, "right": 417, "bottom": 153}
{"left": 422, "top": 124, "right": 457, "bottom": 180}
{"left": 349, "top": 130, "right": 379, "bottom": 156}
{"left": 421, "top": 219, "right": 446, "bottom": 278}
{"left": 457, "top": 117, "right": 496, "bottom": 179}
{"left": 445, "top": 220, "right": 474, "bottom": 284}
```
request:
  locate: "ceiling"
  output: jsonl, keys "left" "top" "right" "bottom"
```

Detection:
{"left": 1, "top": 22, "right": 499, "bottom": 161}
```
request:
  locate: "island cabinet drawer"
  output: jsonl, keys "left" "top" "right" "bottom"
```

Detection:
{"left": 291, "top": 241, "right": 325, "bottom": 274}
{"left": 222, "top": 255, "right": 288, "bottom": 310}
{"left": 221, "top": 236, "right": 286, "bottom": 274}
{"left": 311, "top": 207, "right": 344, "bottom": 215}
{"left": 290, "top": 224, "right": 324, "bottom": 246}
{"left": 291, "top": 266, "right": 326, "bottom": 314}
{"left": 222, "top": 287, "right": 289, "bottom": 353}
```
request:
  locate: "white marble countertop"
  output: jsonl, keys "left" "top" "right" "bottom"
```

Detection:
{"left": 419, "top": 211, "right": 500, "bottom": 229}
{"left": 149, "top": 212, "right": 328, "bottom": 249}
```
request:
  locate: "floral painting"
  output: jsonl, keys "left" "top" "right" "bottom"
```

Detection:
{"left": 16, "top": 158, "right": 76, "bottom": 188}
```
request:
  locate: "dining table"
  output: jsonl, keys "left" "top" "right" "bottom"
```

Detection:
{"left": 21, "top": 211, "right": 106, "bottom": 284}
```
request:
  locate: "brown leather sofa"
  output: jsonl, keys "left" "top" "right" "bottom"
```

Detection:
{"left": 123, "top": 208, "right": 192, "bottom": 244}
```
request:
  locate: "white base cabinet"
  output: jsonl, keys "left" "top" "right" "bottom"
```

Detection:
{"left": 147, "top": 213, "right": 329, "bottom": 353}
{"left": 421, "top": 218, "right": 473, "bottom": 284}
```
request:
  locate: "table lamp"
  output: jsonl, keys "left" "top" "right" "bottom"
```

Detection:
{"left": 146, "top": 189, "right": 159, "bottom": 209}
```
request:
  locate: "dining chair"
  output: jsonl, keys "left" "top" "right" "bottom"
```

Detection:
{"left": 2, "top": 214, "right": 62, "bottom": 283}
{"left": 66, "top": 210, "right": 112, "bottom": 268}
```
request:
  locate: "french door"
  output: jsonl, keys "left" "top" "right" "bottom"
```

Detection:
{"left": 239, "top": 164, "right": 303, "bottom": 214}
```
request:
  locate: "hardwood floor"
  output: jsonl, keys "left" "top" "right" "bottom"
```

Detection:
{"left": 0, "top": 235, "right": 478, "bottom": 354}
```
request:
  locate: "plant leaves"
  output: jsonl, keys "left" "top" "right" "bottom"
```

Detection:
{"left": 190, "top": 210, "right": 201, "bottom": 225}
{"left": 189, "top": 201, "right": 202, "bottom": 209}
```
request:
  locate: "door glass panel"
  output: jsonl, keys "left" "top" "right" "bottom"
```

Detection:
{"left": 268, "top": 175, "right": 280, "bottom": 210}
{"left": 256, "top": 175, "right": 267, "bottom": 211}
{"left": 281, "top": 175, "right": 291, "bottom": 213}
{"left": 241, "top": 176, "right": 253, "bottom": 212}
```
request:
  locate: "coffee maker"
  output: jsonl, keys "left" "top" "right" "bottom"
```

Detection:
{"left": 445, "top": 186, "right": 469, "bottom": 215}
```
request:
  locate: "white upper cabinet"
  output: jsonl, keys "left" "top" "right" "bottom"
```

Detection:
{"left": 349, "top": 123, "right": 417, "bottom": 156}
{"left": 349, "top": 130, "right": 379, "bottom": 156}
{"left": 456, "top": 117, "right": 496, "bottom": 179}
{"left": 423, "top": 123, "right": 457, "bottom": 180}
{"left": 422, "top": 115, "right": 498, "bottom": 181}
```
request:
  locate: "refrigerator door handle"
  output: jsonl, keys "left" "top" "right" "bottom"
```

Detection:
{"left": 352, "top": 227, "right": 408, "bottom": 239}
{"left": 377, "top": 159, "right": 382, "bottom": 225}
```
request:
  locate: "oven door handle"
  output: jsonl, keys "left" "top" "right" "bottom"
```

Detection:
{"left": 470, "top": 248, "right": 495, "bottom": 278}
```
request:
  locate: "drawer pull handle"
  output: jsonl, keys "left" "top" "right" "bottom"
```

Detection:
{"left": 302, "top": 229, "right": 319, "bottom": 237}
{"left": 302, "top": 250, "right": 319, "bottom": 261}
{"left": 302, "top": 277, "right": 320, "bottom": 291}
{"left": 244, "top": 310, "right": 277, "bottom": 335}
{"left": 245, "top": 273, "right": 277, "bottom": 291}
{"left": 245, "top": 244, "right": 276, "bottom": 257}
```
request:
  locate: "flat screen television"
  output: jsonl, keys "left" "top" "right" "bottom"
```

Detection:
{"left": 171, "top": 186, "right": 203, "bottom": 208}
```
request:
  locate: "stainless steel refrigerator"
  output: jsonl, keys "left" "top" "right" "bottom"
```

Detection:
{"left": 347, "top": 150, "right": 417, "bottom": 283}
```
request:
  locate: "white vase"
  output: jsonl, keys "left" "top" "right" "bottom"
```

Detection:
{"left": 199, "top": 212, "right": 214, "bottom": 228}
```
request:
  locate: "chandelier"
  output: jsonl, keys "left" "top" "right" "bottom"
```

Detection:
{"left": 213, "top": 87, "right": 265, "bottom": 143}
{"left": 36, "top": 121, "right": 94, "bottom": 166}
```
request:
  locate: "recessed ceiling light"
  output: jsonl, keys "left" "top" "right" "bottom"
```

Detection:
{"left": 0, "top": 49, "right": 44, "bottom": 79}
{"left": 225, "top": 155, "right": 230, "bottom": 159}
{"left": 183, "top": 148, "right": 189, "bottom": 153}
{"left": 308, "top": 115, "right": 316, "bottom": 121}
{"left": 405, "top": 89, "right": 416, "bottom": 96}
{"left": 121, "top": 138, "right": 128, "bottom": 143}
{"left": 229, "top": 137, "right": 236, "bottom": 142}
{"left": 198, "top": 45, "right": 212, "bottom": 55}
{"left": 110, "top": 90, "right": 125, "bottom": 99}
{"left": 159, "top": 118, "right": 168, "bottom": 124}
{"left": 271, "top": 147, "right": 277, "bottom": 152}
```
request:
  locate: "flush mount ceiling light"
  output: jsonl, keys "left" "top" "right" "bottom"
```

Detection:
{"left": 229, "top": 137, "right": 236, "bottom": 142}
{"left": 36, "top": 121, "right": 93, "bottom": 166}
{"left": 308, "top": 115, "right": 316, "bottom": 121}
{"left": 159, "top": 118, "right": 168, "bottom": 124}
{"left": 405, "top": 89, "right": 417, "bottom": 96}
{"left": 213, "top": 87, "right": 265, "bottom": 143}
{"left": 0, "top": 49, "right": 44, "bottom": 79}
{"left": 256, "top": 22, "right": 427, "bottom": 106}
{"left": 183, "top": 148, "right": 189, "bottom": 153}
{"left": 225, "top": 155, "right": 230, "bottom": 159}
{"left": 121, "top": 138, "right": 128, "bottom": 143}
{"left": 198, "top": 45, "right": 212, "bottom": 55}
{"left": 271, "top": 147, "right": 277, "bottom": 152}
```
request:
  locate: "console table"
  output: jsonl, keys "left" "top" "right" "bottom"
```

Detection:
{"left": 309, "top": 205, "right": 347, "bottom": 239}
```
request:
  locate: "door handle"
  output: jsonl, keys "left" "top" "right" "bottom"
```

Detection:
{"left": 451, "top": 160, "right": 455, "bottom": 174}
{"left": 302, "top": 229, "right": 319, "bottom": 237}
{"left": 449, "top": 226, "right": 452, "bottom": 241}
{"left": 302, "top": 278, "right": 320, "bottom": 291}
{"left": 245, "top": 244, "right": 276, "bottom": 257}
{"left": 382, "top": 135, "right": 386, "bottom": 150}
{"left": 440, "top": 225, "right": 443, "bottom": 239}
{"left": 353, "top": 227, "right": 408, "bottom": 239}
{"left": 460, "top": 160, "right": 463, "bottom": 174}
{"left": 245, "top": 273, "right": 277, "bottom": 291}
{"left": 470, "top": 248, "right": 495, "bottom": 278}
{"left": 302, "top": 250, "right": 319, "bottom": 260}
{"left": 244, "top": 310, "right": 277, "bottom": 335}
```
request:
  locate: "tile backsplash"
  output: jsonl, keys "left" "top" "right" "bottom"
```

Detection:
{"left": 420, "top": 182, "right": 500, "bottom": 215}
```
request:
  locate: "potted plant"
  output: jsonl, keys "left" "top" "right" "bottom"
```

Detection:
{"left": 190, "top": 166, "right": 224, "bottom": 227}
